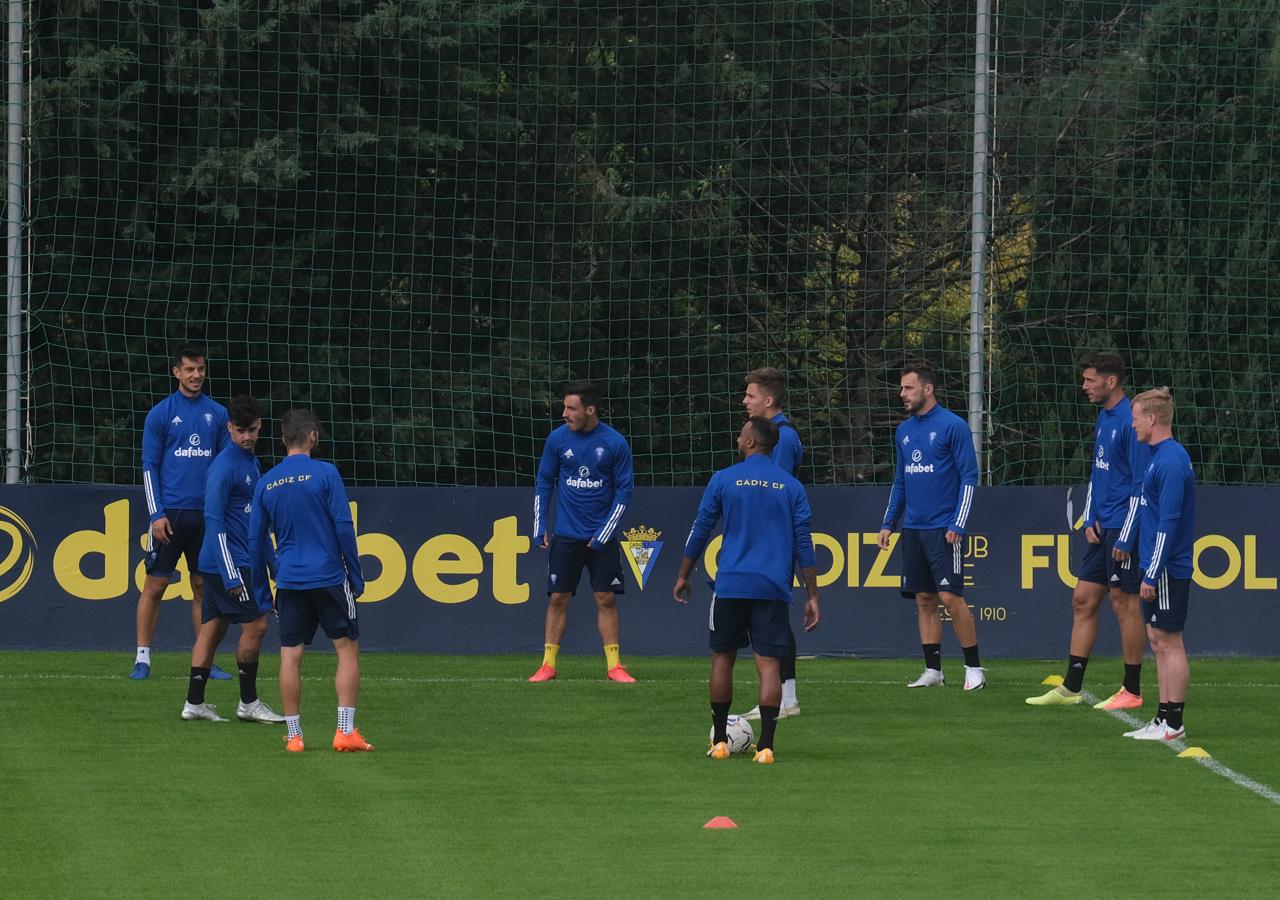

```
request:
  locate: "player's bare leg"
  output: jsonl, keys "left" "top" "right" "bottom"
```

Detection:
{"left": 331, "top": 637, "right": 372, "bottom": 751}
{"left": 1114, "top": 589, "right": 1145, "bottom": 665}
{"left": 135, "top": 574, "right": 170, "bottom": 650}
{"left": 915, "top": 592, "right": 942, "bottom": 644}
{"left": 1068, "top": 581, "right": 1107, "bottom": 657}
{"left": 752, "top": 653, "right": 783, "bottom": 759}
{"left": 544, "top": 592, "right": 571, "bottom": 645}
{"left": 941, "top": 591, "right": 985, "bottom": 690}
{"left": 594, "top": 591, "right": 619, "bottom": 644}
{"left": 280, "top": 645, "right": 305, "bottom": 716}
{"left": 188, "top": 573, "right": 205, "bottom": 637}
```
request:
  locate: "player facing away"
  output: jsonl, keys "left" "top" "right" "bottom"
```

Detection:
{"left": 738, "top": 367, "right": 804, "bottom": 721}
{"left": 131, "top": 344, "right": 231, "bottom": 680}
{"left": 528, "top": 381, "right": 636, "bottom": 683}
{"left": 1028, "top": 353, "right": 1150, "bottom": 708}
{"left": 675, "top": 417, "right": 820, "bottom": 765}
{"left": 878, "top": 362, "right": 985, "bottom": 690}
{"left": 181, "top": 396, "right": 285, "bottom": 725}
{"left": 1123, "top": 388, "right": 1196, "bottom": 742}
{"left": 250, "top": 409, "right": 372, "bottom": 752}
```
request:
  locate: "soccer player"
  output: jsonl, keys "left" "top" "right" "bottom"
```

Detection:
{"left": 1028, "top": 353, "right": 1149, "bottom": 708}
{"left": 131, "top": 344, "right": 231, "bottom": 680}
{"left": 250, "top": 409, "right": 371, "bottom": 752}
{"left": 528, "top": 381, "right": 636, "bottom": 683}
{"left": 675, "top": 417, "right": 820, "bottom": 765}
{"left": 738, "top": 367, "right": 804, "bottom": 721}
{"left": 181, "top": 395, "right": 284, "bottom": 725}
{"left": 878, "top": 362, "right": 985, "bottom": 690}
{"left": 1122, "top": 388, "right": 1196, "bottom": 741}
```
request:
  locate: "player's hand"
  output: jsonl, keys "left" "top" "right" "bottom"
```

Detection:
{"left": 1084, "top": 524, "right": 1101, "bottom": 544}
{"left": 151, "top": 516, "right": 173, "bottom": 545}
{"left": 673, "top": 576, "right": 691, "bottom": 605}
{"left": 803, "top": 594, "right": 820, "bottom": 631}
{"left": 945, "top": 530, "right": 962, "bottom": 545}
{"left": 876, "top": 528, "right": 893, "bottom": 551}
{"left": 1140, "top": 580, "right": 1156, "bottom": 600}
{"left": 539, "top": 534, "right": 550, "bottom": 550}
{"left": 1112, "top": 547, "right": 1130, "bottom": 563}
{"left": 227, "top": 584, "right": 249, "bottom": 606}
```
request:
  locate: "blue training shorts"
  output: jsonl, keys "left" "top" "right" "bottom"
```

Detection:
{"left": 144, "top": 509, "right": 204, "bottom": 580}
{"left": 899, "top": 527, "right": 964, "bottom": 598}
{"left": 278, "top": 582, "right": 360, "bottom": 647}
{"left": 199, "top": 567, "right": 273, "bottom": 625}
{"left": 708, "top": 595, "right": 790, "bottom": 659}
{"left": 1143, "top": 574, "right": 1190, "bottom": 633}
{"left": 1078, "top": 525, "right": 1142, "bottom": 594}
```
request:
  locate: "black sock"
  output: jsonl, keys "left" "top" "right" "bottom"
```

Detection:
{"left": 781, "top": 628, "right": 798, "bottom": 682}
{"left": 758, "top": 705, "right": 780, "bottom": 751}
{"left": 1063, "top": 655, "right": 1089, "bottom": 693}
{"left": 923, "top": 643, "right": 942, "bottom": 671}
{"left": 238, "top": 660, "right": 259, "bottom": 704}
{"left": 711, "top": 701, "right": 731, "bottom": 744}
{"left": 1123, "top": 663, "right": 1142, "bottom": 696}
{"left": 1157, "top": 701, "right": 1170, "bottom": 724}
{"left": 962, "top": 644, "right": 982, "bottom": 669}
{"left": 1166, "top": 702, "right": 1185, "bottom": 730}
{"left": 186, "top": 667, "right": 211, "bottom": 705}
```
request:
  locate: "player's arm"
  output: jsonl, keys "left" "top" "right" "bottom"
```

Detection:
{"left": 327, "top": 470, "right": 365, "bottom": 598}
{"left": 590, "top": 437, "right": 633, "bottom": 548}
{"left": 533, "top": 436, "right": 558, "bottom": 547}
{"left": 774, "top": 427, "right": 802, "bottom": 476}
{"left": 947, "top": 421, "right": 978, "bottom": 540}
{"left": 1141, "top": 466, "right": 1186, "bottom": 593}
{"left": 141, "top": 407, "right": 169, "bottom": 531}
{"left": 792, "top": 486, "right": 820, "bottom": 631}
{"left": 1114, "top": 425, "right": 1147, "bottom": 554}
{"left": 203, "top": 464, "right": 241, "bottom": 589}
{"left": 214, "top": 408, "right": 230, "bottom": 453}
{"left": 674, "top": 475, "right": 722, "bottom": 603}
{"left": 878, "top": 435, "right": 905, "bottom": 549}
{"left": 248, "top": 480, "right": 277, "bottom": 590}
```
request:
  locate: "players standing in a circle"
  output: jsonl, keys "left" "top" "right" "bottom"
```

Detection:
{"left": 131, "top": 344, "right": 230, "bottom": 680}
{"left": 181, "top": 395, "right": 284, "bottom": 725}
{"left": 737, "top": 367, "right": 804, "bottom": 722}
{"left": 1027, "top": 353, "right": 1149, "bottom": 709}
{"left": 529, "top": 381, "right": 636, "bottom": 684}
{"left": 675, "top": 417, "right": 820, "bottom": 765}
{"left": 878, "top": 362, "right": 985, "bottom": 690}
{"left": 1123, "top": 388, "right": 1197, "bottom": 742}
{"left": 250, "top": 410, "right": 371, "bottom": 753}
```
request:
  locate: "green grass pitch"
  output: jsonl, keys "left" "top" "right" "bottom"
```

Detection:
{"left": 3, "top": 652, "right": 1278, "bottom": 898}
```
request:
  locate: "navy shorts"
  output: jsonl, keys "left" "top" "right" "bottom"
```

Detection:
{"left": 278, "top": 582, "right": 360, "bottom": 647}
{"left": 144, "top": 509, "right": 205, "bottom": 579}
{"left": 199, "top": 568, "right": 272, "bottom": 625}
{"left": 546, "top": 536, "right": 625, "bottom": 596}
{"left": 708, "top": 595, "right": 791, "bottom": 659}
{"left": 899, "top": 528, "right": 964, "bottom": 598}
{"left": 1143, "top": 574, "right": 1190, "bottom": 633}
{"left": 1078, "top": 526, "right": 1141, "bottom": 593}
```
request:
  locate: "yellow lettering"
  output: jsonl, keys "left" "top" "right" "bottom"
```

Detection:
{"left": 1055, "top": 534, "right": 1076, "bottom": 587}
{"left": 865, "top": 533, "right": 898, "bottom": 588}
{"left": 847, "top": 533, "right": 862, "bottom": 587}
{"left": 350, "top": 502, "right": 406, "bottom": 604}
{"left": 485, "top": 516, "right": 530, "bottom": 605}
{"left": 52, "top": 499, "right": 131, "bottom": 600}
{"left": 1194, "top": 534, "right": 1240, "bottom": 590}
{"left": 412, "top": 534, "right": 482, "bottom": 604}
{"left": 1021, "top": 535, "right": 1054, "bottom": 590}
{"left": 702, "top": 534, "right": 723, "bottom": 578}
{"left": 1243, "top": 535, "right": 1276, "bottom": 590}
{"left": 968, "top": 534, "right": 989, "bottom": 559}
{"left": 811, "top": 532, "right": 844, "bottom": 588}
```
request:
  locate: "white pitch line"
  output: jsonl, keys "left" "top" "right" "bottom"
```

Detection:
{"left": 1083, "top": 690, "right": 1280, "bottom": 808}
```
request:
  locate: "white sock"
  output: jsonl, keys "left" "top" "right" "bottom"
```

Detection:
{"left": 781, "top": 678, "right": 798, "bottom": 707}
{"left": 286, "top": 715, "right": 302, "bottom": 739}
{"left": 338, "top": 706, "right": 355, "bottom": 734}
{"left": 135, "top": 647, "right": 151, "bottom": 665}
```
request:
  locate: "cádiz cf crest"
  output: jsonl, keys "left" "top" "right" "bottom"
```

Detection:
{"left": 621, "top": 525, "right": 663, "bottom": 591}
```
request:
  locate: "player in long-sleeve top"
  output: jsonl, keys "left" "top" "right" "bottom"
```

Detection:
{"left": 877, "top": 362, "right": 986, "bottom": 691}
{"left": 675, "top": 417, "right": 820, "bottom": 764}
{"left": 250, "top": 409, "right": 371, "bottom": 752}
{"left": 1123, "top": 388, "right": 1197, "bottom": 742}
{"left": 738, "top": 366, "right": 806, "bottom": 721}
{"left": 1028, "top": 353, "right": 1152, "bottom": 708}
{"left": 180, "top": 395, "right": 284, "bottom": 724}
{"left": 130, "top": 344, "right": 230, "bottom": 680}
{"left": 528, "top": 381, "right": 636, "bottom": 683}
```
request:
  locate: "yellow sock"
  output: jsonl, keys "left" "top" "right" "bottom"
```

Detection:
{"left": 542, "top": 643, "right": 559, "bottom": 669}
{"left": 604, "top": 643, "right": 621, "bottom": 670}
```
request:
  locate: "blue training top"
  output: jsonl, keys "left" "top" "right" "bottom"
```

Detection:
{"left": 198, "top": 443, "right": 275, "bottom": 609}
{"left": 250, "top": 454, "right": 364, "bottom": 594}
{"left": 881, "top": 404, "right": 978, "bottom": 533}
{"left": 1138, "top": 437, "right": 1196, "bottom": 585}
{"left": 1080, "top": 396, "right": 1148, "bottom": 550}
{"left": 771, "top": 412, "right": 803, "bottom": 477}
{"left": 533, "top": 421, "right": 634, "bottom": 545}
{"left": 683, "top": 454, "right": 817, "bottom": 603}
{"left": 141, "top": 391, "right": 229, "bottom": 521}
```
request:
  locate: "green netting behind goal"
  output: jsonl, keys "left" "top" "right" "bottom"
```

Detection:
{"left": 24, "top": 1, "right": 1280, "bottom": 487}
